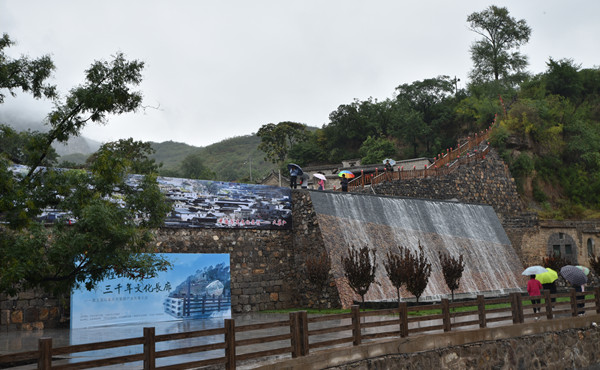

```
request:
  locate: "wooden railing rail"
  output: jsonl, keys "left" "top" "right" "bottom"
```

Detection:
{"left": 2, "top": 286, "right": 598, "bottom": 369}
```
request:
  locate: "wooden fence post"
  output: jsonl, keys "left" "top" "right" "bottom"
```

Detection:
{"left": 289, "top": 312, "right": 301, "bottom": 358}
{"left": 143, "top": 327, "right": 156, "bottom": 370}
{"left": 477, "top": 295, "right": 486, "bottom": 328}
{"left": 38, "top": 338, "right": 52, "bottom": 370}
{"left": 225, "top": 319, "right": 236, "bottom": 370}
{"left": 351, "top": 305, "right": 361, "bottom": 346}
{"left": 398, "top": 302, "right": 408, "bottom": 338}
{"left": 299, "top": 311, "right": 309, "bottom": 356}
{"left": 544, "top": 290, "right": 553, "bottom": 319}
{"left": 570, "top": 289, "right": 578, "bottom": 317}
{"left": 511, "top": 293, "right": 523, "bottom": 324}
{"left": 441, "top": 299, "right": 451, "bottom": 332}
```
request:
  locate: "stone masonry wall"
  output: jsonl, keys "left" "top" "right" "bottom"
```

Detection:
{"left": 1, "top": 189, "right": 342, "bottom": 331}
{"left": 331, "top": 326, "right": 600, "bottom": 369}
{"left": 371, "top": 148, "right": 525, "bottom": 220}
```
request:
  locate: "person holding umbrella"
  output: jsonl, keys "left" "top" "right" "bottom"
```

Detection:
{"left": 287, "top": 164, "right": 302, "bottom": 189}
{"left": 340, "top": 174, "right": 349, "bottom": 192}
{"left": 560, "top": 265, "right": 588, "bottom": 315}
{"left": 527, "top": 275, "right": 543, "bottom": 315}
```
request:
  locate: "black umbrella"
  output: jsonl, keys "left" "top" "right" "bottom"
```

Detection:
{"left": 287, "top": 163, "right": 303, "bottom": 175}
{"left": 560, "top": 265, "right": 588, "bottom": 286}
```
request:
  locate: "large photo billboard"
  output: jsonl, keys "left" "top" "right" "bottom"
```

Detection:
{"left": 71, "top": 253, "right": 231, "bottom": 329}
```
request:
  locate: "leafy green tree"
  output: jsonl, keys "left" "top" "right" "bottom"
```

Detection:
{"left": 179, "top": 152, "right": 216, "bottom": 180}
{"left": 341, "top": 245, "right": 377, "bottom": 305}
{"left": 359, "top": 136, "right": 396, "bottom": 165}
{"left": 395, "top": 76, "right": 456, "bottom": 156}
{"left": 257, "top": 121, "right": 309, "bottom": 165}
{"left": 0, "top": 37, "right": 171, "bottom": 295}
{"left": 0, "top": 33, "right": 57, "bottom": 102}
{"left": 467, "top": 5, "right": 531, "bottom": 85}
{"left": 544, "top": 58, "right": 583, "bottom": 101}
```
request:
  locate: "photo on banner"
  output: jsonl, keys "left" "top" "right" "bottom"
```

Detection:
{"left": 71, "top": 253, "right": 231, "bottom": 329}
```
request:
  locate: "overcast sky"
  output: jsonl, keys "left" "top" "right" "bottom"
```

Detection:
{"left": 1, "top": 1, "right": 599, "bottom": 148}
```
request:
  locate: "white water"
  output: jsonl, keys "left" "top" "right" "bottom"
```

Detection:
{"left": 309, "top": 192, "right": 524, "bottom": 306}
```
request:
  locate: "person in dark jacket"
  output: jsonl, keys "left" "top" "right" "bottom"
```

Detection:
{"left": 340, "top": 174, "right": 349, "bottom": 192}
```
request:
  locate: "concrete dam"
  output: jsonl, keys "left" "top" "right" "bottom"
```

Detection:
{"left": 309, "top": 191, "right": 524, "bottom": 307}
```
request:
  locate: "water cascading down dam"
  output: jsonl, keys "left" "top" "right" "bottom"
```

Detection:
{"left": 309, "top": 191, "right": 524, "bottom": 307}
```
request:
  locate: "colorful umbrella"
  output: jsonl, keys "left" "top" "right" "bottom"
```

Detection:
{"left": 313, "top": 173, "right": 326, "bottom": 181}
{"left": 522, "top": 265, "right": 547, "bottom": 276}
{"left": 576, "top": 265, "right": 590, "bottom": 276}
{"left": 536, "top": 268, "right": 558, "bottom": 284}
{"left": 338, "top": 170, "right": 355, "bottom": 178}
{"left": 560, "top": 265, "right": 588, "bottom": 286}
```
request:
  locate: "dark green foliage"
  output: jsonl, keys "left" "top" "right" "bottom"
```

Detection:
{"left": 359, "top": 136, "right": 396, "bottom": 165}
{"left": 438, "top": 251, "right": 464, "bottom": 302}
{"left": 179, "top": 152, "right": 215, "bottom": 180}
{"left": 341, "top": 245, "right": 376, "bottom": 304}
{"left": 0, "top": 36, "right": 172, "bottom": 295}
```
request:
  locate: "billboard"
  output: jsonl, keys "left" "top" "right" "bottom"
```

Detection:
{"left": 71, "top": 253, "right": 231, "bottom": 329}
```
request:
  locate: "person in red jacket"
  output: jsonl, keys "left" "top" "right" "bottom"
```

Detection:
{"left": 527, "top": 275, "right": 543, "bottom": 314}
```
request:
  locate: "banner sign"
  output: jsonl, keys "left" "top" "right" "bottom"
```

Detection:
{"left": 71, "top": 253, "right": 231, "bottom": 329}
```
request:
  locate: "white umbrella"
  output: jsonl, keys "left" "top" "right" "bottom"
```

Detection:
{"left": 382, "top": 158, "right": 396, "bottom": 166}
{"left": 313, "top": 173, "right": 326, "bottom": 181}
{"left": 522, "top": 265, "right": 548, "bottom": 276}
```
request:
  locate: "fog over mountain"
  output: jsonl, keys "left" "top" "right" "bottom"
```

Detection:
{"left": 0, "top": 110, "right": 102, "bottom": 156}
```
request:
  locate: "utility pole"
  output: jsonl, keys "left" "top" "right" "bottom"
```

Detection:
{"left": 453, "top": 76, "right": 460, "bottom": 95}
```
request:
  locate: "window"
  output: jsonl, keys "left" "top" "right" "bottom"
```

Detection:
{"left": 565, "top": 244, "right": 572, "bottom": 255}
{"left": 553, "top": 245, "right": 561, "bottom": 256}
{"left": 588, "top": 238, "right": 595, "bottom": 257}
{"left": 559, "top": 233, "right": 564, "bottom": 240}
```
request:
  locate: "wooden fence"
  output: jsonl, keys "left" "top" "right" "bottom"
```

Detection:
{"left": 1, "top": 287, "right": 599, "bottom": 369}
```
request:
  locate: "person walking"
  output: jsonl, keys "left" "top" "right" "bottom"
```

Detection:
{"left": 340, "top": 174, "right": 349, "bottom": 192}
{"left": 289, "top": 166, "right": 299, "bottom": 189}
{"left": 318, "top": 178, "right": 325, "bottom": 190}
{"left": 527, "top": 275, "right": 542, "bottom": 316}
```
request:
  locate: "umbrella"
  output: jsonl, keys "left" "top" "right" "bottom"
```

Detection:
{"left": 536, "top": 268, "right": 558, "bottom": 284}
{"left": 522, "top": 265, "right": 547, "bottom": 276}
{"left": 287, "top": 163, "right": 303, "bottom": 175}
{"left": 338, "top": 170, "right": 355, "bottom": 178}
{"left": 560, "top": 265, "right": 588, "bottom": 286}
{"left": 576, "top": 265, "right": 590, "bottom": 276}
{"left": 382, "top": 158, "right": 397, "bottom": 166}
{"left": 313, "top": 173, "right": 326, "bottom": 181}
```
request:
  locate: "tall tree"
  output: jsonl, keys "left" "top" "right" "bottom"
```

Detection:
{"left": 179, "top": 152, "right": 216, "bottom": 180}
{"left": 438, "top": 251, "right": 464, "bottom": 302}
{"left": 256, "top": 121, "right": 309, "bottom": 165}
{"left": 0, "top": 36, "right": 172, "bottom": 295}
{"left": 341, "top": 245, "right": 377, "bottom": 305}
{"left": 404, "top": 243, "right": 431, "bottom": 303}
{"left": 467, "top": 5, "right": 531, "bottom": 85}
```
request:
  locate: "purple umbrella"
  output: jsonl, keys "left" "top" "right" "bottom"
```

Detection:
{"left": 560, "top": 265, "right": 588, "bottom": 286}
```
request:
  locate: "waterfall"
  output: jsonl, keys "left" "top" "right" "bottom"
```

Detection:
{"left": 309, "top": 191, "right": 524, "bottom": 306}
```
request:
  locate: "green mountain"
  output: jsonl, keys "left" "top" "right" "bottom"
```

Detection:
{"left": 150, "top": 135, "right": 274, "bottom": 182}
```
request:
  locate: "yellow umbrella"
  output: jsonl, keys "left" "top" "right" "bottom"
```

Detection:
{"left": 536, "top": 267, "right": 558, "bottom": 284}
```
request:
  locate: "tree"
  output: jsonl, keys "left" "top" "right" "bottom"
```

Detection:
{"left": 358, "top": 136, "right": 396, "bottom": 165}
{"left": 179, "top": 152, "right": 216, "bottom": 180}
{"left": 467, "top": 5, "right": 531, "bottom": 85}
{"left": 404, "top": 243, "right": 431, "bottom": 303}
{"left": 0, "top": 36, "right": 172, "bottom": 295}
{"left": 438, "top": 251, "right": 464, "bottom": 302}
{"left": 384, "top": 249, "right": 410, "bottom": 304}
{"left": 341, "top": 245, "right": 377, "bottom": 305}
{"left": 256, "top": 121, "right": 309, "bottom": 165}
{"left": 0, "top": 33, "right": 57, "bottom": 103}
